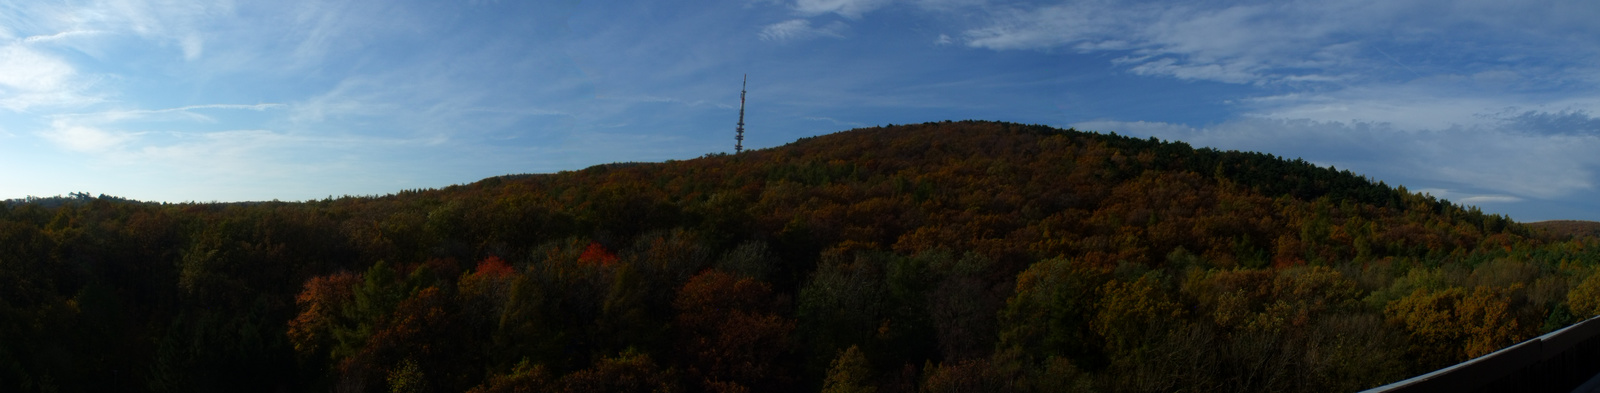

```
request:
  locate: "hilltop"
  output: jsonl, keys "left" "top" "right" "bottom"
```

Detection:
{"left": 0, "top": 121, "right": 1594, "bottom": 393}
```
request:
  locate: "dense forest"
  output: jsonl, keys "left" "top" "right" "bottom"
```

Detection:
{"left": 3, "top": 121, "right": 1598, "bottom": 392}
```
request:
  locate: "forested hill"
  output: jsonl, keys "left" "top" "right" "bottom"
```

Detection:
{"left": 1529, "top": 220, "right": 1600, "bottom": 240}
{"left": 2, "top": 120, "right": 1595, "bottom": 393}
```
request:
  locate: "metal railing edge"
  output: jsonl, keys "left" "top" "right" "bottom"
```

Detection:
{"left": 1360, "top": 315, "right": 1600, "bottom": 393}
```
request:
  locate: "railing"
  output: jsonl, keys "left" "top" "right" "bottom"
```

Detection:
{"left": 1362, "top": 316, "right": 1600, "bottom": 393}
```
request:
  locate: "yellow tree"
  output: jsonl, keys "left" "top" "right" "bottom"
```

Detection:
{"left": 1385, "top": 285, "right": 1524, "bottom": 367}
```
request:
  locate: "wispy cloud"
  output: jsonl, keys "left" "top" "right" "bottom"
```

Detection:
{"left": 962, "top": 2, "right": 1133, "bottom": 51}
{"left": 57, "top": 103, "right": 287, "bottom": 123}
{"left": 960, "top": 1, "right": 1600, "bottom": 87}
{"left": 1500, "top": 110, "right": 1600, "bottom": 136}
{"left": 38, "top": 103, "right": 289, "bottom": 153}
{"left": 1460, "top": 195, "right": 1525, "bottom": 204}
{"left": 960, "top": 1, "right": 1371, "bottom": 85}
{"left": 98, "top": 128, "right": 450, "bottom": 202}
{"left": 0, "top": 0, "right": 249, "bottom": 112}
{"left": 39, "top": 120, "right": 137, "bottom": 153}
{"left": 68, "top": 0, "right": 227, "bottom": 60}
{"left": 1415, "top": 189, "right": 1523, "bottom": 205}
{"left": 0, "top": 43, "right": 96, "bottom": 111}
{"left": 792, "top": 0, "right": 894, "bottom": 18}
{"left": 123, "top": 129, "right": 400, "bottom": 177}
{"left": 285, "top": 67, "right": 569, "bottom": 145}
{"left": 1236, "top": 81, "right": 1600, "bottom": 132}
{"left": 20, "top": 30, "right": 106, "bottom": 44}
{"left": 4, "top": 0, "right": 1595, "bottom": 219}
{"left": 760, "top": 19, "right": 847, "bottom": 42}
{"left": 804, "top": 116, "right": 866, "bottom": 127}
{"left": 32, "top": 112, "right": 452, "bottom": 202}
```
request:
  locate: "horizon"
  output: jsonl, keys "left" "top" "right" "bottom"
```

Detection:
{"left": 3, "top": 1, "right": 1599, "bottom": 221}
{"left": 2, "top": 121, "right": 1571, "bottom": 226}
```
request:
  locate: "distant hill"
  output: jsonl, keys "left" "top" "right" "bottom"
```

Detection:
{"left": 0, "top": 120, "right": 1592, "bottom": 393}
{"left": 1529, "top": 220, "right": 1600, "bottom": 239}
{"left": 2, "top": 192, "right": 149, "bottom": 208}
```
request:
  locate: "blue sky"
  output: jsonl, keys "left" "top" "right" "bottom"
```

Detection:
{"left": 2, "top": 0, "right": 1599, "bottom": 221}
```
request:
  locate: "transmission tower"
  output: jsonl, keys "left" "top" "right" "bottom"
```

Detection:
{"left": 735, "top": 74, "right": 746, "bottom": 154}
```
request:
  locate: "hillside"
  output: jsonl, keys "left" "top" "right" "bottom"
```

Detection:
{"left": 1, "top": 120, "right": 1596, "bottom": 393}
{"left": 1528, "top": 220, "right": 1600, "bottom": 240}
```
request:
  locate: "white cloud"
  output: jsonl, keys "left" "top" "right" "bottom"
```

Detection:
{"left": 0, "top": 1, "right": 743, "bottom": 201}
{"left": 760, "top": 19, "right": 847, "bottom": 42}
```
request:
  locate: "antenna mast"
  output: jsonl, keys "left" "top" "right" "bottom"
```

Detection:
{"left": 735, "top": 74, "right": 746, "bottom": 154}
